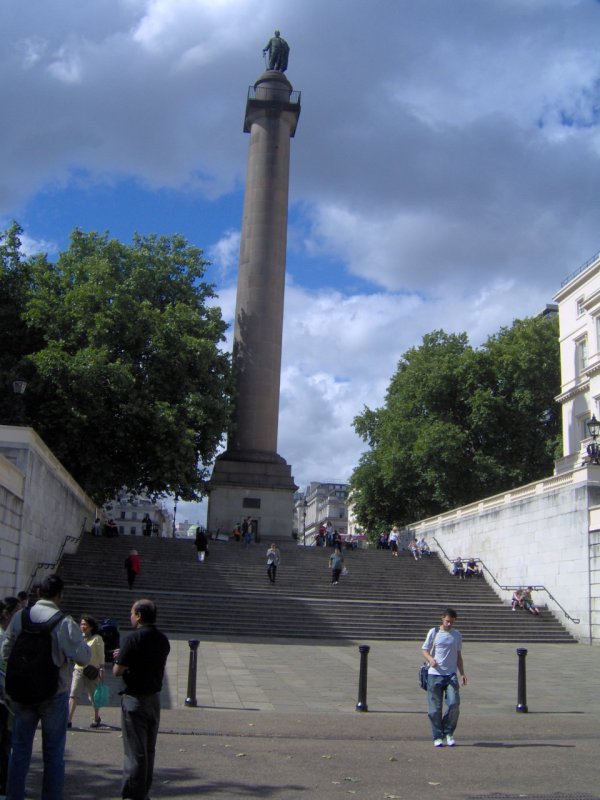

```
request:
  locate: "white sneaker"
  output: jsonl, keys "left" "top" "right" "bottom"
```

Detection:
{"left": 433, "top": 738, "right": 444, "bottom": 747}
{"left": 446, "top": 735, "right": 456, "bottom": 747}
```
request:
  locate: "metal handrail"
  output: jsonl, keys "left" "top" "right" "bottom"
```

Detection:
{"left": 561, "top": 249, "right": 600, "bottom": 287}
{"left": 27, "top": 518, "right": 88, "bottom": 590}
{"left": 432, "top": 536, "right": 580, "bottom": 624}
{"left": 248, "top": 86, "right": 301, "bottom": 105}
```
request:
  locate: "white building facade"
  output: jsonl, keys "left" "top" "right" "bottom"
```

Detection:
{"left": 295, "top": 482, "right": 348, "bottom": 546}
{"left": 554, "top": 250, "right": 600, "bottom": 474}
{"left": 103, "top": 491, "right": 172, "bottom": 537}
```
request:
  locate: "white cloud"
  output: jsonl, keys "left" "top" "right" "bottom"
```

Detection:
{"left": 2, "top": 0, "right": 600, "bottom": 504}
{"left": 273, "top": 275, "right": 548, "bottom": 491}
{"left": 47, "top": 41, "right": 84, "bottom": 84}
{"left": 208, "top": 229, "right": 240, "bottom": 279}
{"left": 19, "top": 232, "right": 58, "bottom": 258}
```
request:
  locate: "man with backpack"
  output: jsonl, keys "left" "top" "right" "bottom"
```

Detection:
{"left": 0, "top": 574, "right": 90, "bottom": 800}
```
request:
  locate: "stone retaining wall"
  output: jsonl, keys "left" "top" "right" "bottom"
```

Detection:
{"left": 409, "top": 466, "right": 600, "bottom": 643}
{"left": 0, "top": 426, "right": 96, "bottom": 596}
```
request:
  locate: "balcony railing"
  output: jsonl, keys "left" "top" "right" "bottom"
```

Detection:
{"left": 561, "top": 249, "right": 600, "bottom": 287}
{"left": 247, "top": 85, "right": 301, "bottom": 105}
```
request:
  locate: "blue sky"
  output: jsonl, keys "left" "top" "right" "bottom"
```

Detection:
{"left": 2, "top": 0, "right": 600, "bottom": 526}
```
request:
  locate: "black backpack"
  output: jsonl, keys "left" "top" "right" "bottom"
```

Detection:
{"left": 5, "top": 607, "right": 64, "bottom": 704}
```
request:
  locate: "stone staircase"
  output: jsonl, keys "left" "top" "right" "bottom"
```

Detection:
{"left": 57, "top": 534, "right": 577, "bottom": 643}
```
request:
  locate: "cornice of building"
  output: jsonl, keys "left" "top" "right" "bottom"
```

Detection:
{"left": 582, "top": 287, "right": 600, "bottom": 313}
{"left": 555, "top": 378, "right": 589, "bottom": 404}
{"left": 585, "top": 357, "right": 600, "bottom": 379}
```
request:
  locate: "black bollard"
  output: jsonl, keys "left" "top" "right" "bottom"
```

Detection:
{"left": 516, "top": 647, "right": 528, "bottom": 713}
{"left": 355, "top": 644, "right": 371, "bottom": 712}
{"left": 185, "top": 639, "right": 200, "bottom": 707}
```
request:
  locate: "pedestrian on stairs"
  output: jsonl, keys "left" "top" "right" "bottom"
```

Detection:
{"left": 389, "top": 527, "right": 400, "bottom": 556}
{"left": 329, "top": 547, "right": 344, "bottom": 584}
{"left": 266, "top": 544, "right": 281, "bottom": 583}
{"left": 195, "top": 526, "right": 208, "bottom": 562}
{"left": 242, "top": 517, "right": 253, "bottom": 548}
{"left": 124, "top": 550, "right": 141, "bottom": 589}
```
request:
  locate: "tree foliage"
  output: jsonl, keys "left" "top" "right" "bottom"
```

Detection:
{"left": 350, "top": 317, "right": 561, "bottom": 533}
{"left": 0, "top": 224, "right": 232, "bottom": 503}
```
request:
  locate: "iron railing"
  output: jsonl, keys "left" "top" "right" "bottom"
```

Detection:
{"left": 247, "top": 85, "right": 301, "bottom": 105}
{"left": 561, "top": 249, "right": 600, "bottom": 287}
{"left": 27, "top": 517, "right": 88, "bottom": 591}
{"left": 432, "top": 536, "right": 580, "bottom": 624}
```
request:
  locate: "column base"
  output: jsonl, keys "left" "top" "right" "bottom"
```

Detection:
{"left": 207, "top": 452, "right": 297, "bottom": 542}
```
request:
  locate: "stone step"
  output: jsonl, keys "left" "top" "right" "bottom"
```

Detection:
{"left": 58, "top": 535, "right": 577, "bottom": 644}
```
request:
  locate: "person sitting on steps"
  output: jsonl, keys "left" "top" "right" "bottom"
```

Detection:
{"left": 452, "top": 558, "right": 465, "bottom": 579}
{"left": 511, "top": 587, "right": 524, "bottom": 611}
{"left": 521, "top": 586, "right": 540, "bottom": 615}
{"left": 464, "top": 558, "right": 482, "bottom": 578}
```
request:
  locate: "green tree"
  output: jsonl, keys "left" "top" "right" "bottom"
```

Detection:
{"left": 350, "top": 317, "right": 560, "bottom": 534}
{"left": 0, "top": 223, "right": 44, "bottom": 417}
{"left": 0, "top": 226, "right": 232, "bottom": 503}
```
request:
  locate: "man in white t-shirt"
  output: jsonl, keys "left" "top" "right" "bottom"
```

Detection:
{"left": 421, "top": 607, "right": 467, "bottom": 747}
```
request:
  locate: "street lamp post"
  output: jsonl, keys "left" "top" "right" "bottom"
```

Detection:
{"left": 587, "top": 415, "right": 600, "bottom": 464}
{"left": 172, "top": 496, "right": 178, "bottom": 538}
{"left": 301, "top": 498, "right": 307, "bottom": 547}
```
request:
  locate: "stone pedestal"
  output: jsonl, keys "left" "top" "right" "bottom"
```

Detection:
{"left": 208, "top": 451, "right": 296, "bottom": 541}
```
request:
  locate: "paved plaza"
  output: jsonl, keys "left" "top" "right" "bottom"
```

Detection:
{"left": 24, "top": 636, "right": 600, "bottom": 798}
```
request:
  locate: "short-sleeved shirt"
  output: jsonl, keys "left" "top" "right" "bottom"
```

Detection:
{"left": 116, "top": 625, "right": 170, "bottom": 696}
{"left": 422, "top": 626, "right": 462, "bottom": 677}
{"left": 74, "top": 633, "right": 105, "bottom": 672}
{"left": 330, "top": 552, "right": 344, "bottom": 570}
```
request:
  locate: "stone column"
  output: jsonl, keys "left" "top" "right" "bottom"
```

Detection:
{"left": 207, "top": 70, "right": 300, "bottom": 541}
{"left": 230, "top": 70, "right": 300, "bottom": 457}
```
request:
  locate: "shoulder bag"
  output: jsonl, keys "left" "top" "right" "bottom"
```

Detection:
{"left": 418, "top": 627, "right": 439, "bottom": 690}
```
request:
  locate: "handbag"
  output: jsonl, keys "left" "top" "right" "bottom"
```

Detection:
{"left": 419, "top": 628, "right": 438, "bottom": 691}
{"left": 82, "top": 664, "right": 100, "bottom": 681}
{"left": 341, "top": 566, "right": 349, "bottom": 577}
{"left": 93, "top": 682, "right": 109, "bottom": 709}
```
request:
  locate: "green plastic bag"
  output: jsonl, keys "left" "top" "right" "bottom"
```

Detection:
{"left": 93, "top": 682, "right": 109, "bottom": 709}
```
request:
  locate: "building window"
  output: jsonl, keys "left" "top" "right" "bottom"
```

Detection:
{"left": 576, "top": 296, "right": 585, "bottom": 317}
{"left": 130, "top": 526, "right": 137, "bottom": 535}
{"left": 577, "top": 337, "right": 588, "bottom": 374}
{"left": 595, "top": 316, "right": 600, "bottom": 353}
{"left": 581, "top": 416, "right": 589, "bottom": 442}
{"left": 131, "top": 512, "right": 137, "bottom": 520}
{"left": 120, "top": 511, "right": 126, "bottom": 520}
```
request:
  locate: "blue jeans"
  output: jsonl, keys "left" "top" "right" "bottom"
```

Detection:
{"left": 427, "top": 674, "right": 460, "bottom": 741}
{"left": 7, "top": 691, "right": 68, "bottom": 800}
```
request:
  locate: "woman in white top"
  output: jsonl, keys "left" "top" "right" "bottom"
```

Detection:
{"left": 68, "top": 615, "right": 105, "bottom": 729}
{"left": 389, "top": 527, "right": 400, "bottom": 557}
